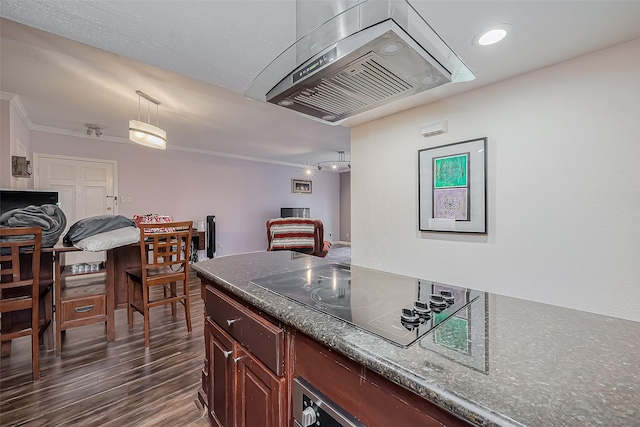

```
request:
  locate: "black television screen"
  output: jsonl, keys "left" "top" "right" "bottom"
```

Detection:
{"left": 280, "top": 208, "right": 310, "bottom": 218}
{"left": 0, "top": 189, "right": 59, "bottom": 215}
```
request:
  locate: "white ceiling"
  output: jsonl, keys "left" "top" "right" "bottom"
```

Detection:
{"left": 1, "top": 1, "right": 640, "bottom": 167}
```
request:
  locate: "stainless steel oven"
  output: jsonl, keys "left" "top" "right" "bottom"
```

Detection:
{"left": 293, "top": 377, "right": 365, "bottom": 427}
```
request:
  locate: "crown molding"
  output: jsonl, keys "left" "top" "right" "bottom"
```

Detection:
{"left": 1, "top": 92, "right": 33, "bottom": 129}
{"left": 1, "top": 91, "right": 306, "bottom": 169}
{"left": 165, "top": 144, "right": 303, "bottom": 168}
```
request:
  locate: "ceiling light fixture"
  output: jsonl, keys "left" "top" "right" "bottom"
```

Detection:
{"left": 474, "top": 24, "right": 513, "bottom": 46}
{"left": 129, "top": 90, "right": 166, "bottom": 149}
{"left": 305, "top": 151, "right": 350, "bottom": 174}
{"left": 380, "top": 41, "right": 403, "bottom": 56}
{"left": 85, "top": 123, "right": 103, "bottom": 137}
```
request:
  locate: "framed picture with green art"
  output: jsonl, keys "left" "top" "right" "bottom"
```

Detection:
{"left": 418, "top": 137, "right": 487, "bottom": 233}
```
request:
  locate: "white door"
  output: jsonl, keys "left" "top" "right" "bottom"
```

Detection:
{"left": 34, "top": 154, "right": 118, "bottom": 263}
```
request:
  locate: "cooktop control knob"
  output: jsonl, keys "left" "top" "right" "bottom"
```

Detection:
{"left": 301, "top": 406, "right": 317, "bottom": 427}
{"left": 439, "top": 290, "right": 455, "bottom": 305}
{"left": 401, "top": 307, "right": 420, "bottom": 323}
{"left": 429, "top": 294, "right": 447, "bottom": 312}
{"left": 413, "top": 301, "right": 432, "bottom": 318}
{"left": 401, "top": 319, "right": 419, "bottom": 331}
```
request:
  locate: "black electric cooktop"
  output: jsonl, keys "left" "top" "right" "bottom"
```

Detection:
{"left": 251, "top": 264, "right": 478, "bottom": 347}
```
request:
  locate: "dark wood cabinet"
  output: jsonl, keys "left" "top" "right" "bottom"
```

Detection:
{"left": 202, "top": 282, "right": 286, "bottom": 427}
{"left": 200, "top": 275, "right": 470, "bottom": 427}
{"left": 54, "top": 249, "right": 108, "bottom": 356}
{"left": 206, "top": 318, "right": 235, "bottom": 427}
{"left": 292, "top": 330, "right": 471, "bottom": 427}
{"left": 235, "top": 346, "right": 285, "bottom": 427}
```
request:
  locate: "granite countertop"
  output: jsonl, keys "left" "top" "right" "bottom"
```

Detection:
{"left": 192, "top": 251, "right": 640, "bottom": 427}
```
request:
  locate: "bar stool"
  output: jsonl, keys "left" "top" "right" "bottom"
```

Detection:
{"left": 126, "top": 221, "right": 193, "bottom": 347}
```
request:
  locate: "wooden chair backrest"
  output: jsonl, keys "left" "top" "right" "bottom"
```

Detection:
{"left": 0, "top": 227, "right": 42, "bottom": 308}
{"left": 137, "top": 221, "right": 193, "bottom": 275}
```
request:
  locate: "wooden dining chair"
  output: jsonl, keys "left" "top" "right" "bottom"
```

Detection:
{"left": 126, "top": 221, "right": 193, "bottom": 347}
{"left": 0, "top": 226, "right": 43, "bottom": 381}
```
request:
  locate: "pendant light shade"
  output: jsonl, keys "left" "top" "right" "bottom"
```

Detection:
{"left": 129, "top": 119, "right": 166, "bottom": 149}
{"left": 129, "top": 90, "right": 166, "bottom": 149}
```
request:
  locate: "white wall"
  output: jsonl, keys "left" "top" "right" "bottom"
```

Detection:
{"left": 29, "top": 132, "right": 340, "bottom": 256}
{"left": 0, "top": 97, "right": 32, "bottom": 189}
{"left": 340, "top": 171, "right": 351, "bottom": 241}
{"left": 0, "top": 99, "right": 10, "bottom": 187}
{"left": 351, "top": 38, "right": 640, "bottom": 322}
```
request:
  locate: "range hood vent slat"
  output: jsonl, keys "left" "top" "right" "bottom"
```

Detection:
{"left": 363, "top": 58, "right": 416, "bottom": 90}
{"left": 329, "top": 52, "right": 419, "bottom": 104}
{"left": 293, "top": 81, "right": 368, "bottom": 115}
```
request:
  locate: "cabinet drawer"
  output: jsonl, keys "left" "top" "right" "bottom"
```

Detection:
{"left": 60, "top": 294, "right": 106, "bottom": 326}
{"left": 206, "top": 285, "right": 284, "bottom": 376}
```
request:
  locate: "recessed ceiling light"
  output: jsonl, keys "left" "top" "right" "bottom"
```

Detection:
{"left": 422, "top": 75, "right": 442, "bottom": 85}
{"left": 279, "top": 100, "right": 293, "bottom": 107}
{"left": 473, "top": 24, "right": 513, "bottom": 46}
{"left": 380, "top": 42, "right": 404, "bottom": 55}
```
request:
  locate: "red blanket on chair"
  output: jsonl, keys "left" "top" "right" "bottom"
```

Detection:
{"left": 266, "top": 218, "right": 331, "bottom": 257}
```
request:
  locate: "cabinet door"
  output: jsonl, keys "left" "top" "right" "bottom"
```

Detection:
{"left": 206, "top": 318, "right": 235, "bottom": 427}
{"left": 235, "top": 346, "right": 285, "bottom": 427}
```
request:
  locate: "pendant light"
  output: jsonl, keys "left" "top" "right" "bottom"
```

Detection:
{"left": 129, "top": 90, "right": 166, "bottom": 149}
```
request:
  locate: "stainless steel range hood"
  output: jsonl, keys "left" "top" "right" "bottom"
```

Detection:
{"left": 244, "top": 0, "right": 474, "bottom": 125}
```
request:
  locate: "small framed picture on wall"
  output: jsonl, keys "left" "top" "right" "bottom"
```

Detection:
{"left": 291, "top": 179, "right": 312, "bottom": 194}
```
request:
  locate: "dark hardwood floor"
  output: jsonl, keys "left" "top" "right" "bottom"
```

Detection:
{"left": 1, "top": 273, "right": 210, "bottom": 427}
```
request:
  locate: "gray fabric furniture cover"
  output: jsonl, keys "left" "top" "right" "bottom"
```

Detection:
{"left": 63, "top": 215, "right": 136, "bottom": 244}
{"left": 0, "top": 204, "right": 67, "bottom": 248}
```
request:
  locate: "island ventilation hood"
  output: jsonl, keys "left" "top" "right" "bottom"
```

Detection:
{"left": 244, "top": 0, "right": 475, "bottom": 125}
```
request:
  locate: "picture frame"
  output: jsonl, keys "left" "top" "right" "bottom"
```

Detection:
{"left": 418, "top": 137, "right": 487, "bottom": 233}
{"left": 291, "top": 179, "right": 312, "bottom": 194}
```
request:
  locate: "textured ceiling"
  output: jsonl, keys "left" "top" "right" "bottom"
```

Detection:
{"left": 1, "top": 1, "right": 640, "bottom": 167}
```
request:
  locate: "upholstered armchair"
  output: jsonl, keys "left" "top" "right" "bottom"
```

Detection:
{"left": 266, "top": 218, "right": 332, "bottom": 258}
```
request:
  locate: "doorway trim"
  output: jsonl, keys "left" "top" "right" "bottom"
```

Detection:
{"left": 32, "top": 153, "right": 119, "bottom": 215}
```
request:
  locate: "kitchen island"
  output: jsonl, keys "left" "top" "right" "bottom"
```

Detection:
{"left": 192, "top": 250, "right": 639, "bottom": 426}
